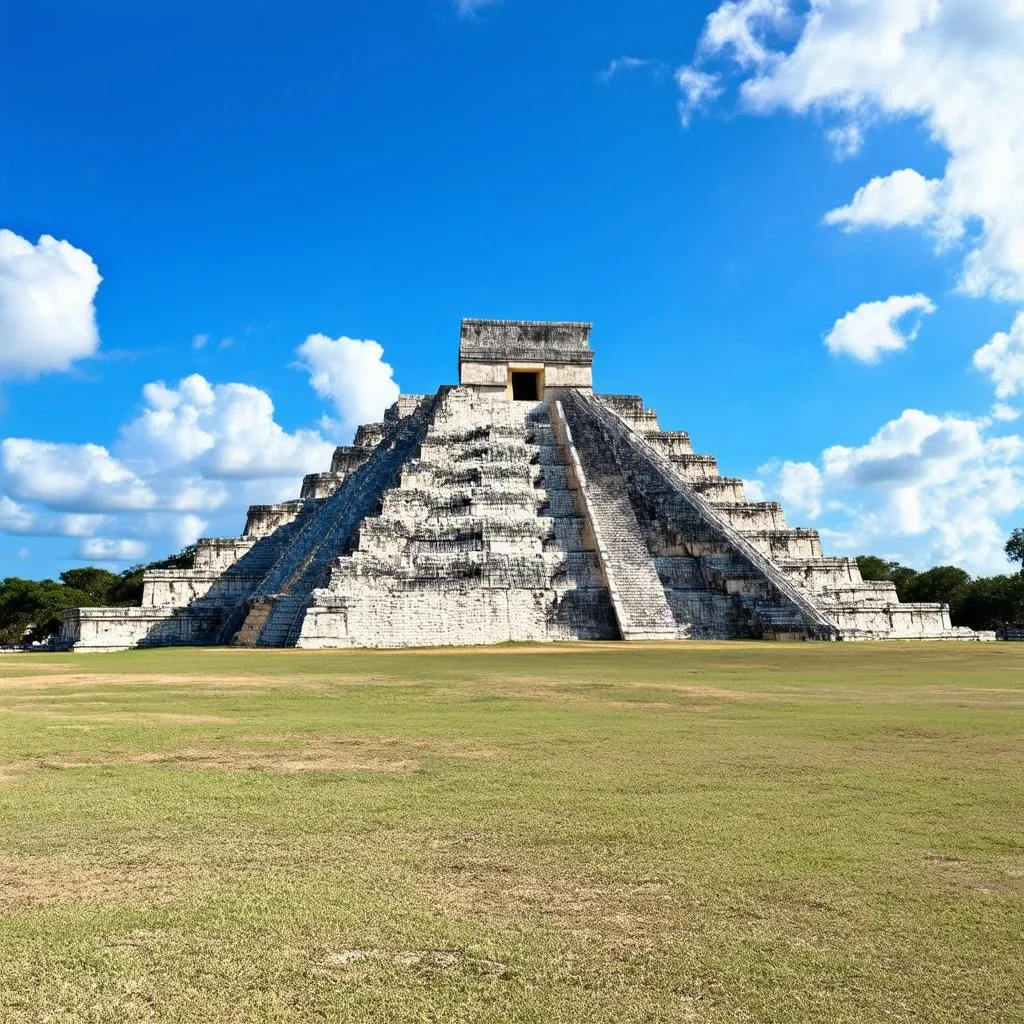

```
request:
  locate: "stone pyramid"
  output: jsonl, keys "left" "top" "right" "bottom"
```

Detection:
{"left": 62, "top": 319, "right": 975, "bottom": 651}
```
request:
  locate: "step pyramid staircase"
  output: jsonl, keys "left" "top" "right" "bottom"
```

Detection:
{"left": 60, "top": 319, "right": 984, "bottom": 650}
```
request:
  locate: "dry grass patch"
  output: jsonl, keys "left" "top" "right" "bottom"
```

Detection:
{"left": 0, "top": 855, "right": 188, "bottom": 909}
{"left": 318, "top": 948, "right": 511, "bottom": 977}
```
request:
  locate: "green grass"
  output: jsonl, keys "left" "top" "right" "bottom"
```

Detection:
{"left": 0, "top": 642, "right": 1022, "bottom": 1023}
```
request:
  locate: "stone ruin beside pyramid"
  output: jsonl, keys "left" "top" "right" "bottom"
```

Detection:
{"left": 61, "top": 319, "right": 979, "bottom": 651}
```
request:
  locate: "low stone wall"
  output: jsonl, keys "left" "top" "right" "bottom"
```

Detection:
{"left": 194, "top": 538, "right": 258, "bottom": 571}
{"left": 243, "top": 502, "right": 307, "bottom": 539}
{"left": 299, "top": 587, "right": 552, "bottom": 649}
{"left": 61, "top": 606, "right": 222, "bottom": 652}
{"left": 141, "top": 570, "right": 262, "bottom": 608}
{"left": 300, "top": 473, "right": 344, "bottom": 500}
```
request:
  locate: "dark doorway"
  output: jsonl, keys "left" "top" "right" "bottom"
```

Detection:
{"left": 511, "top": 371, "right": 540, "bottom": 401}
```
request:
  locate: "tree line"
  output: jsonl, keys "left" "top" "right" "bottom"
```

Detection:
{"left": 856, "top": 528, "right": 1024, "bottom": 632}
{"left": 1, "top": 530, "right": 1022, "bottom": 645}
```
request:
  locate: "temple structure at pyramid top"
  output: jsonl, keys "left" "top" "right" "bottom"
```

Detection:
{"left": 458, "top": 319, "right": 594, "bottom": 396}
{"left": 62, "top": 318, "right": 982, "bottom": 650}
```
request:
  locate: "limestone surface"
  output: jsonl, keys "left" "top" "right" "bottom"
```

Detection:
{"left": 61, "top": 319, "right": 984, "bottom": 650}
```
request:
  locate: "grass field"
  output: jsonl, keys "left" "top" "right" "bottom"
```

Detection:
{"left": 0, "top": 642, "right": 1022, "bottom": 1023}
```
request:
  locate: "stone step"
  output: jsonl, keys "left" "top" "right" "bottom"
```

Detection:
{"left": 300, "top": 472, "right": 345, "bottom": 500}
{"left": 743, "top": 529, "right": 823, "bottom": 560}
{"left": 710, "top": 502, "right": 788, "bottom": 531}
{"left": 668, "top": 454, "right": 719, "bottom": 480}
{"left": 537, "top": 488, "right": 579, "bottom": 516}
{"left": 689, "top": 477, "right": 746, "bottom": 503}
{"left": 665, "top": 589, "right": 755, "bottom": 639}
{"left": 775, "top": 557, "right": 864, "bottom": 591}
{"left": 647, "top": 431, "right": 693, "bottom": 456}
{"left": 653, "top": 556, "right": 705, "bottom": 589}
{"left": 553, "top": 398, "right": 677, "bottom": 640}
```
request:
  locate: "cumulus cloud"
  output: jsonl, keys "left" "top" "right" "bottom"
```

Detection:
{"left": 119, "top": 373, "right": 334, "bottom": 480}
{"left": 758, "top": 408, "right": 1024, "bottom": 573}
{"left": 0, "top": 229, "right": 102, "bottom": 380}
{"left": 824, "top": 169, "right": 942, "bottom": 232}
{"left": 972, "top": 312, "right": 1024, "bottom": 399}
{"left": 1, "top": 439, "right": 157, "bottom": 513}
{"left": 0, "top": 496, "right": 37, "bottom": 534}
{"left": 75, "top": 538, "right": 148, "bottom": 562}
{"left": 296, "top": 334, "right": 400, "bottom": 435}
{"left": 823, "top": 294, "right": 936, "bottom": 364}
{"left": 700, "top": 0, "right": 792, "bottom": 68}
{"left": 775, "top": 460, "right": 823, "bottom": 518}
{"left": 0, "top": 496, "right": 105, "bottom": 538}
{"left": 689, "top": 0, "right": 1024, "bottom": 302}
{"left": 173, "top": 514, "right": 207, "bottom": 548}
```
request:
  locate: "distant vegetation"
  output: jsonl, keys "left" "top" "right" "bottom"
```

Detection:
{"left": 0, "top": 546, "right": 196, "bottom": 645}
{"left": 856, "top": 527, "right": 1024, "bottom": 632}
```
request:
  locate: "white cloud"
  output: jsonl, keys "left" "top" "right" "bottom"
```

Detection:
{"left": 824, "top": 169, "right": 942, "bottom": 232}
{"left": 0, "top": 496, "right": 36, "bottom": 534}
{"left": 59, "top": 514, "right": 106, "bottom": 537}
{"left": 675, "top": 66, "right": 723, "bottom": 126}
{"left": 692, "top": 0, "right": 1024, "bottom": 302}
{"left": 990, "top": 403, "right": 1020, "bottom": 423}
{"left": 743, "top": 477, "right": 766, "bottom": 501}
{"left": 1, "top": 439, "right": 157, "bottom": 513}
{"left": 972, "top": 312, "right": 1024, "bottom": 399}
{"left": 75, "top": 538, "right": 148, "bottom": 562}
{"left": 192, "top": 333, "right": 209, "bottom": 350}
{"left": 600, "top": 57, "right": 661, "bottom": 83}
{"left": 0, "top": 497, "right": 106, "bottom": 538}
{"left": 775, "top": 460, "right": 823, "bottom": 518}
{"left": 1, "top": 370, "right": 337, "bottom": 563}
{"left": 700, "top": 0, "right": 792, "bottom": 68}
{"left": 296, "top": 334, "right": 400, "bottom": 435}
{"left": 119, "top": 373, "right": 334, "bottom": 480}
{"left": 173, "top": 514, "right": 207, "bottom": 548}
{"left": 824, "top": 294, "right": 936, "bottom": 363}
{"left": 759, "top": 408, "right": 1024, "bottom": 573}
{"left": 824, "top": 123, "right": 864, "bottom": 160}
{"left": 0, "top": 230, "right": 102, "bottom": 380}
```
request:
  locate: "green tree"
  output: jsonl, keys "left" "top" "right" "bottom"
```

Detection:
{"left": 58, "top": 567, "right": 120, "bottom": 604}
{"left": 1006, "top": 528, "right": 1024, "bottom": 574}
{"left": 0, "top": 578, "right": 92, "bottom": 644}
{"left": 955, "top": 574, "right": 1024, "bottom": 631}
{"left": 855, "top": 555, "right": 893, "bottom": 581}
{"left": 901, "top": 565, "right": 972, "bottom": 610}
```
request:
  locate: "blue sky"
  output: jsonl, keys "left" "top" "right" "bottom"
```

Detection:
{"left": 3, "top": 0, "right": 1023, "bottom": 578}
